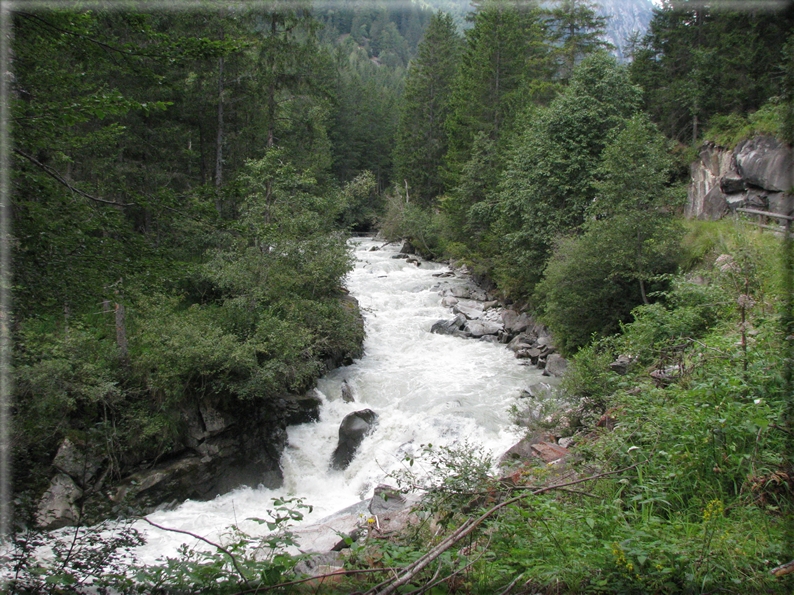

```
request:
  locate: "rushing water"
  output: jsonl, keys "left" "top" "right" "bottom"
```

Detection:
{"left": 134, "top": 237, "right": 543, "bottom": 564}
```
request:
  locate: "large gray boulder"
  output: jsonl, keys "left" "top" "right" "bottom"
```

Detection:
{"left": 332, "top": 409, "right": 378, "bottom": 470}
{"left": 687, "top": 137, "right": 794, "bottom": 221}
{"left": 543, "top": 353, "right": 568, "bottom": 378}
{"left": 53, "top": 437, "right": 104, "bottom": 488}
{"left": 501, "top": 310, "right": 533, "bottom": 335}
{"left": 735, "top": 136, "right": 793, "bottom": 193}
{"left": 464, "top": 320, "right": 503, "bottom": 338}
{"left": 36, "top": 473, "right": 83, "bottom": 529}
{"left": 453, "top": 302, "right": 483, "bottom": 320}
{"left": 431, "top": 314, "right": 466, "bottom": 336}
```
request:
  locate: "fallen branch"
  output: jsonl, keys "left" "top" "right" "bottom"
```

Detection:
{"left": 142, "top": 518, "right": 251, "bottom": 590}
{"left": 230, "top": 566, "right": 399, "bottom": 594}
{"left": 771, "top": 559, "right": 794, "bottom": 577}
{"left": 371, "top": 462, "right": 640, "bottom": 595}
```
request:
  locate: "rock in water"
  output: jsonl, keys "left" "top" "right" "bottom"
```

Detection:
{"left": 430, "top": 314, "right": 466, "bottom": 336}
{"left": 332, "top": 409, "right": 378, "bottom": 470}
{"left": 341, "top": 381, "right": 355, "bottom": 403}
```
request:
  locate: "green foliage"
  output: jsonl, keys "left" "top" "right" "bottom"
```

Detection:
{"left": 443, "top": 0, "right": 551, "bottom": 192}
{"left": 495, "top": 53, "right": 641, "bottom": 296}
{"left": 6, "top": 499, "right": 312, "bottom": 594}
{"left": 394, "top": 11, "right": 462, "bottom": 204}
{"left": 379, "top": 190, "right": 445, "bottom": 258}
{"left": 546, "top": 0, "right": 611, "bottom": 82}
{"left": 630, "top": 2, "right": 794, "bottom": 144}
{"left": 337, "top": 170, "right": 382, "bottom": 231}
{"left": 703, "top": 99, "right": 789, "bottom": 148}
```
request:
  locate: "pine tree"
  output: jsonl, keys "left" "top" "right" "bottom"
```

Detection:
{"left": 546, "top": 0, "right": 610, "bottom": 82}
{"left": 393, "top": 11, "right": 461, "bottom": 205}
{"left": 630, "top": 0, "right": 794, "bottom": 143}
{"left": 441, "top": 0, "right": 552, "bottom": 246}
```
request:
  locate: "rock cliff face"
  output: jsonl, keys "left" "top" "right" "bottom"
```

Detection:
{"left": 687, "top": 136, "right": 793, "bottom": 222}
{"left": 596, "top": 0, "right": 654, "bottom": 62}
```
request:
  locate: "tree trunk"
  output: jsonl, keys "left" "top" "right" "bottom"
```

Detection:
{"left": 114, "top": 302, "right": 128, "bottom": 362}
{"left": 214, "top": 55, "right": 225, "bottom": 215}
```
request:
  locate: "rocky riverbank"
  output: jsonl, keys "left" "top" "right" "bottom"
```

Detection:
{"left": 35, "top": 295, "right": 365, "bottom": 530}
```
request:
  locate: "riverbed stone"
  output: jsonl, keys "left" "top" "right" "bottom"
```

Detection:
{"left": 543, "top": 354, "right": 568, "bottom": 378}
{"left": 464, "top": 320, "right": 503, "bottom": 337}
{"left": 341, "top": 381, "right": 355, "bottom": 403}
{"left": 453, "top": 303, "right": 483, "bottom": 319}
{"left": 431, "top": 314, "right": 466, "bottom": 335}
{"left": 369, "top": 484, "right": 407, "bottom": 516}
{"left": 332, "top": 409, "right": 378, "bottom": 470}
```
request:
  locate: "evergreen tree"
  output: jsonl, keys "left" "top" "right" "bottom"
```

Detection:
{"left": 393, "top": 11, "right": 461, "bottom": 205}
{"left": 546, "top": 0, "right": 610, "bottom": 82}
{"left": 630, "top": 0, "right": 794, "bottom": 143}
{"left": 443, "top": 0, "right": 549, "bottom": 184}
{"left": 441, "top": 0, "right": 552, "bottom": 250}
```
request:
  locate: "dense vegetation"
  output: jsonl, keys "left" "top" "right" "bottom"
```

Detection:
{"left": 6, "top": 0, "right": 794, "bottom": 593}
{"left": 10, "top": 2, "right": 429, "bottom": 520}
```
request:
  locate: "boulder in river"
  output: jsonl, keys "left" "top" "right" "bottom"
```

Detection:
{"left": 332, "top": 409, "right": 379, "bottom": 470}
{"left": 431, "top": 314, "right": 466, "bottom": 336}
{"left": 464, "top": 319, "right": 503, "bottom": 338}
{"left": 341, "top": 381, "right": 355, "bottom": 403}
{"left": 543, "top": 353, "right": 568, "bottom": 378}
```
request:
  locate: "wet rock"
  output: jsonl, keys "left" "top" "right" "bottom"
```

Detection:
{"left": 282, "top": 390, "right": 323, "bottom": 425}
{"left": 399, "top": 241, "right": 416, "bottom": 255}
{"left": 453, "top": 303, "right": 483, "bottom": 320}
{"left": 441, "top": 296, "right": 459, "bottom": 307}
{"left": 332, "top": 410, "right": 378, "bottom": 470}
{"left": 36, "top": 473, "right": 83, "bottom": 529}
{"left": 431, "top": 314, "right": 466, "bottom": 336}
{"left": 464, "top": 320, "right": 503, "bottom": 338}
{"left": 341, "top": 381, "right": 355, "bottom": 403}
{"left": 445, "top": 286, "right": 472, "bottom": 299}
{"left": 501, "top": 310, "right": 533, "bottom": 335}
{"left": 507, "top": 334, "right": 535, "bottom": 352}
{"left": 369, "top": 484, "right": 407, "bottom": 516}
{"left": 543, "top": 353, "right": 568, "bottom": 377}
{"left": 524, "top": 381, "right": 556, "bottom": 399}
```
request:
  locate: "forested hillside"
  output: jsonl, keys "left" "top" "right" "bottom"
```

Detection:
{"left": 7, "top": 0, "right": 794, "bottom": 593}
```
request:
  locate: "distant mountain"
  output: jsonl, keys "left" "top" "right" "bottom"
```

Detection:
{"left": 413, "top": 0, "right": 656, "bottom": 61}
{"left": 598, "top": 0, "right": 655, "bottom": 61}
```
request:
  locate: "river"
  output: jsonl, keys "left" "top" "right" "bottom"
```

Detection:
{"left": 134, "top": 237, "right": 542, "bottom": 564}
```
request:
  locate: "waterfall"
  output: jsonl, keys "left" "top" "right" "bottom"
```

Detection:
{"left": 134, "top": 237, "right": 542, "bottom": 564}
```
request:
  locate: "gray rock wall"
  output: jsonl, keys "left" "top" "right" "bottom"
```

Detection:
{"left": 687, "top": 136, "right": 793, "bottom": 221}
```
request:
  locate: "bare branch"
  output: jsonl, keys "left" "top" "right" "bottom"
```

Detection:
{"left": 14, "top": 148, "right": 135, "bottom": 207}
{"left": 372, "top": 463, "right": 641, "bottom": 595}
{"left": 142, "top": 518, "right": 251, "bottom": 590}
